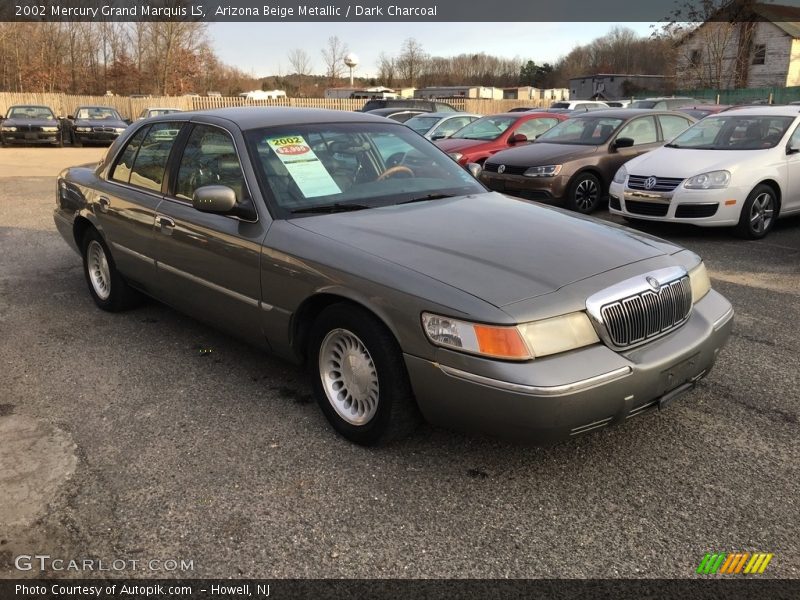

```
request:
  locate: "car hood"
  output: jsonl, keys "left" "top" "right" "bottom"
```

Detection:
{"left": 291, "top": 192, "right": 678, "bottom": 307}
{"left": 435, "top": 138, "right": 498, "bottom": 154}
{"left": 3, "top": 118, "right": 59, "bottom": 127}
{"left": 73, "top": 119, "right": 128, "bottom": 128}
{"left": 487, "top": 143, "right": 599, "bottom": 167}
{"left": 625, "top": 147, "right": 771, "bottom": 177}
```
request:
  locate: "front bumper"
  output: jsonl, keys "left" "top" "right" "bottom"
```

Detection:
{"left": 73, "top": 131, "right": 121, "bottom": 144}
{"left": 609, "top": 181, "right": 745, "bottom": 226}
{"left": 1, "top": 131, "right": 60, "bottom": 144}
{"left": 405, "top": 289, "right": 733, "bottom": 444}
{"left": 480, "top": 172, "right": 568, "bottom": 200}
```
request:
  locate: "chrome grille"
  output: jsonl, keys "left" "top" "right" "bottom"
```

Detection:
{"left": 628, "top": 175, "right": 684, "bottom": 192}
{"left": 600, "top": 276, "right": 691, "bottom": 348}
{"left": 93, "top": 126, "right": 116, "bottom": 132}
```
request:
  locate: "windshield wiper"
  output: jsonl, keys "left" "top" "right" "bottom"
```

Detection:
{"left": 397, "top": 193, "right": 456, "bottom": 205}
{"left": 291, "top": 202, "right": 372, "bottom": 214}
{"left": 664, "top": 143, "right": 680, "bottom": 148}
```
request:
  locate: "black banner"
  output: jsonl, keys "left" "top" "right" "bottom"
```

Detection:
{"left": 2, "top": 579, "right": 800, "bottom": 600}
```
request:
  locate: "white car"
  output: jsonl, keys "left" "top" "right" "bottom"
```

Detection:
{"left": 404, "top": 113, "right": 481, "bottom": 140}
{"left": 550, "top": 100, "right": 609, "bottom": 111}
{"left": 609, "top": 106, "right": 800, "bottom": 239}
{"left": 136, "top": 107, "right": 183, "bottom": 121}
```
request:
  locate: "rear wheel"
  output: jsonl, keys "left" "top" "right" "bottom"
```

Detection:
{"left": 81, "top": 228, "right": 142, "bottom": 311}
{"left": 735, "top": 184, "right": 777, "bottom": 239}
{"left": 566, "top": 172, "right": 602, "bottom": 214}
{"left": 308, "top": 304, "right": 420, "bottom": 445}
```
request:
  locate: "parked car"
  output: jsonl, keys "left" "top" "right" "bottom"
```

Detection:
{"left": 0, "top": 104, "right": 63, "bottom": 147}
{"left": 404, "top": 113, "right": 481, "bottom": 139}
{"left": 676, "top": 104, "right": 733, "bottom": 120}
{"left": 508, "top": 107, "right": 539, "bottom": 112}
{"left": 551, "top": 100, "right": 610, "bottom": 110}
{"left": 605, "top": 100, "right": 632, "bottom": 108}
{"left": 54, "top": 107, "right": 733, "bottom": 445}
{"left": 66, "top": 106, "right": 130, "bottom": 146}
{"left": 479, "top": 109, "right": 696, "bottom": 213}
{"left": 630, "top": 97, "right": 697, "bottom": 110}
{"left": 361, "top": 99, "right": 457, "bottom": 112}
{"left": 434, "top": 112, "right": 567, "bottom": 166}
{"left": 609, "top": 106, "right": 800, "bottom": 239}
{"left": 136, "top": 107, "right": 184, "bottom": 121}
{"left": 365, "top": 108, "right": 431, "bottom": 123}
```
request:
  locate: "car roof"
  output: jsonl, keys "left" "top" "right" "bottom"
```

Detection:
{"left": 706, "top": 105, "right": 800, "bottom": 117}
{"left": 146, "top": 107, "right": 399, "bottom": 129}
{"left": 75, "top": 105, "right": 118, "bottom": 110}
{"left": 568, "top": 108, "right": 692, "bottom": 118}
{"left": 8, "top": 104, "right": 54, "bottom": 109}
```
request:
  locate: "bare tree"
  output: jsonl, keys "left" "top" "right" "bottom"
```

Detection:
{"left": 288, "top": 49, "right": 313, "bottom": 77}
{"left": 396, "top": 38, "right": 428, "bottom": 88}
{"left": 377, "top": 52, "right": 396, "bottom": 87}
{"left": 321, "top": 36, "right": 348, "bottom": 84}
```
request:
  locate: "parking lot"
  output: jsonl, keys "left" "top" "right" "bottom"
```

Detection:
{"left": 0, "top": 147, "right": 798, "bottom": 579}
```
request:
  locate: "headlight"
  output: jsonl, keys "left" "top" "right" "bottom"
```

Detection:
{"left": 523, "top": 165, "right": 561, "bottom": 177}
{"left": 684, "top": 170, "right": 730, "bottom": 189}
{"left": 75, "top": 127, "right": 92, "bottom": 132}
{"left": 1, "top": 126, "right": 17, "bottom": 132}
{"left": 114, "top": 127, "right": 126, "bottom": 133}
{"left": 447, "top": 152, "right": 463, "bottom": 162}
{"left": 421, "top": 311, "right": 599, "bottom": 360}
{"left": 42, "top": 126, "right": 59, "bottom": 132}
{"left": 613, "top": 165, "right": 627, "bottom": 184}
{"left": 688, "top": 262, "right": 711, "bottom": 303}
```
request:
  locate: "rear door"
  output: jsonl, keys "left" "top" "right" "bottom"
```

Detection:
{"left": 92, "top": 121, "right": 184, "bottom": 291}
{"left": 149, "top": 121, "right": 270, "bottom": 347}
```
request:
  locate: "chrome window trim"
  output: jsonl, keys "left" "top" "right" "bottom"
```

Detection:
{"left": 437, "top": 364, "right": 632, "bottom": 397}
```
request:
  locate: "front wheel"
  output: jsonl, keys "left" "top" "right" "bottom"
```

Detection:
{"left": 308, "top": 304, "right": 420, "bottom": 445}
{"left": 735, "top": 184, "right": 777, "bottom": 239}
{"left": 81, "top": 229, "right": 142, "bottom": 311}
{"left": 566, "top": 172, "right": 602, "bottom": 214}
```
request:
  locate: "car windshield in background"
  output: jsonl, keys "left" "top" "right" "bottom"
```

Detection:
{"left": 449, "top": 116, "right": 516, "bottom": 141}
{"left": 76, "top": 107, "right": 122, "bottom": 120}
{"left": 630, "top": 100, "right": 657, "bottom": 109}
{"left": 7, "top": 106, "right": 56, "bottom": 119}
{"left": 245, "top": 122, "right": 484, "bottom": 218}
{"left": 668, "top": 115, "right": 794, "bottom": 150}
{"left": 536, "top": 117, "right": 624, "bottom": 145}
{"left": 404, "top": 115, "right": 440, "bottom": 134}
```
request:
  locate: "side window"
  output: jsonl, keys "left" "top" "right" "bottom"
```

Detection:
{"left": 789, "top": 125, "right": 800, "bottom": 148}
{"left": 111, "top": 126, "right": 149, "bottom": 184}
{"left": 515, "top": 118, "right": 558, "bottom": 139}
{"left": 175, "top": 125, "right": 246, "bottom": 201}
{"left": 617, "top": 117, "right": 658, "bottom": 145}
{"left": 126, "top": 122, "right": 182, "bottom": 192}
{"left": 436, "top": 117, "right": 471, "bottom": 138}
{"left": 659, "top": 115, "right": 693, "bottom": 141}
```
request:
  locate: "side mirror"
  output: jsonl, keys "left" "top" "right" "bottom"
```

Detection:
{"left": 509, "top": 133, "right": 528, "bottom": 145}
{"left": 67, "top": 115, "right": 74, "bottom": 120}
{"left": 787, "top": 144, "right": 800, "bottom": 155}
{"left": 124, "top": 119, "right": 132, "bottom": 125}
{"left": 431, "top": 133, "right": 446, "bottom": 140}
{"left": 192, "top": 185, "right": 237, "bottom": 214}
{"left": 613, "top": 137, "right": 635, "bottom": 149}
{"left": 466, "top": 162, "right": 482, "bottom": 178}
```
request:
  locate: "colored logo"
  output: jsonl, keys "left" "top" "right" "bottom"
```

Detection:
{"left": 696, "top": 552, "right": 774, "bottom": 575}
{"left": 644, "top": 176, "right": 658, "bottom": 190}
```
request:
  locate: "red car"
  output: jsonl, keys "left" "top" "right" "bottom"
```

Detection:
{"left": 434, "top": 112, "right": 567, "bottom": 166}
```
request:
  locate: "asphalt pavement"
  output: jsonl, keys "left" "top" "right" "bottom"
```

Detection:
{"left": 0, "top": 148, "right": 797, "bottom": 579}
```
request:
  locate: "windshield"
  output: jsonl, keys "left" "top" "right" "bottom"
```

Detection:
{"left": 245, "top": 122, "right": 484, "bottom": 218}
{"left": 550, "top": 102, "right": 570, "bottom": 109}
{"left": 669, "top": 115, "right": 794, "bottom": 150}
{"left": 536, "top": 117, "right": 625, "bottom": 145}
{"left": 630, "top": 101, "right": 657, "bottom": 109}
{"left": 404, "top": 115, "right": 440, "bottom": 134}
{"left": 7, "top": 106, "right": 56, "bottom": 120}
{"left": 76, "top": 107, "right": 122, "bottom": 120}
{"left": 450, "top": 116, "right": 516, "bottom": 141}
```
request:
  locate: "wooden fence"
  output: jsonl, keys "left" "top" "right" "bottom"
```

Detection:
{"left": 0, "top": 93, "right": 550, "bottom": 120}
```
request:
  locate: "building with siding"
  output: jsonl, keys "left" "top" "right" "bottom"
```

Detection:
{"left": 568, "top": 75, "right": 671, "bottom": 100}
{"left": 674, "top": 3, "right": 800, "bottom": 89}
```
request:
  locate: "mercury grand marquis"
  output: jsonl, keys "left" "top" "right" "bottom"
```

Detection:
{"left": 54, "top": 108, "right": 734, "bottom": 445}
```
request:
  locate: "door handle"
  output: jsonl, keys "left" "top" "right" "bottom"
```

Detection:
{"left": 97, "top": 197, "right": 110, "bottom": 213}
{"left": 156, "top": 215, "right": 175, "bottom": 235}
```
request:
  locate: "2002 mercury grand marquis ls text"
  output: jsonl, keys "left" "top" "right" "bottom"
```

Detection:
{"left": 54, "top": 108, "right": 734, "bottom": 445}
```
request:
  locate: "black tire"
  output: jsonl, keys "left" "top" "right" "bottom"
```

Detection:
{"left": 735, "top": 184, "right": 778, "bottom": 240}
{"left": 308, "top": 303, "right": 420, "bottom": 445}
{"left": 566, "top": 172, "right": 602, "bottom": 214}
{"left": 81, "top": 228, "right": 142, "bottom": 311}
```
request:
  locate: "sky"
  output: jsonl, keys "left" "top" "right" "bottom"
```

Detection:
{"left": 210, "top": 22, "right": 657, "bottom": 79}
